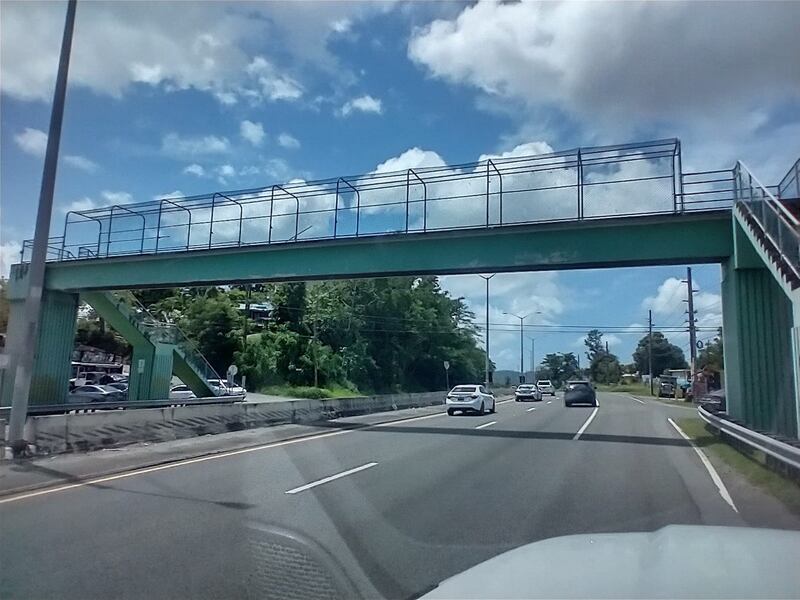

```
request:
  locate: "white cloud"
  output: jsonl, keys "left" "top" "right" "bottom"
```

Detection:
{"left": 408, "top": 1, "right": 800, "bottom": 124}
{"left": 14, "top": 127, "right": 48, "bottom": 157}
{"left": 63, "top": 155, "right": 99, "bottom": 172}
{"left": 100, "top": 190, "right": 132, "bottom": 204}
{"left": 330, "top": 18, "right": 352, "bottom": 34}
{"left": 373, "top": 147, "right": 446, "bottom": 173}
{"left": 239, "top": 165, "right": 261, "bottom": 177}
{"left": 339, "top": 94, "right": 383, "bottom": 117}
{"left": 277, "top": 132, "right": 300, "bottom": 149}
{"left": 216, "top": 164, "right": 236, "bottom": 183}
{"left": 154, "top": 190, "right": 184, "bottom": 201}
{"left": 0, "top": 3, "right": 316, "bottom": 105}
{"left": 0, "top": 241, "right": 22, "bottom": 277}
{"left": 12, "top": 127, "right": 97, "bottom": 171}
{"left": 240, "top": 120, "right": 265, "bottom": 146}
{"left": 183, "top": 164, "right": 206, "bottom": 177}
{"left": 245, "top": 57, "right": 304, "bottom": 101}
{"left": 479, "top": 141, "right": 554, "bottom": 163}
{"left": 161, "top": 133, "right": 230, "bottom": 159}
{"left": 64, "top": 197, "right": 98, "bottom": 213}
{"left": 641, "top": 277, "right": 722, "bottom": 349}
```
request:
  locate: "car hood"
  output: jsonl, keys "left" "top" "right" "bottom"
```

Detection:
{"left": 421, "top": 525, "right": 800, "bottom": 599}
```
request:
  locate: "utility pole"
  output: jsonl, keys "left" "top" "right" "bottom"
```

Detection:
{"left": 7, "top": 0, "right": 77, "bottom": 456}
{"left": 312, "top": 319, "right": 319, "bottom": 388}
{"left": 683, "top": 267, "right": 698, "bottom": 373}
{"left": 504, "top": 312, "right": 528, "bottom": 383}
{"left": 648, "top": 309, "right": 654, "bottom": 396}
{"left": 242, "top": 284, "right": 252, "bottom": 347}
{"left": 477, "top": 274, "right": 495, "bottom": 388}
{"left": 528, "top": 337, "right": 535, "bottom": 375}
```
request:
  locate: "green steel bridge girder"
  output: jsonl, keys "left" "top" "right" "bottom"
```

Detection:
{"left": 37, "top": 212, "right": 734, "bottom": 292}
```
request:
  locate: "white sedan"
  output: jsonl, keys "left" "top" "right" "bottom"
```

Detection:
{"left": 446, "top": 385, "right": 495, "bottom": 416}
{"left": 515, "top": 384, "right": 542, "bottom": 402}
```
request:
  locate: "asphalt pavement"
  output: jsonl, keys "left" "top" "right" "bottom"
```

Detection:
{"left": 1, "top": 392, "right": 798, "bottom": 599}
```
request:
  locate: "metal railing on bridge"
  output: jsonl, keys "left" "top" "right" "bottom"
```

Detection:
{"left": 20, "top": 138, "right": 733, "bottom": 264}
{"left": 734, "top": 161, "right": 800, "bottom": 283}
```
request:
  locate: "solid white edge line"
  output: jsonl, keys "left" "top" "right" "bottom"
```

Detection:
{"left": 475, "top": 421, "right": 497, "bottom": 430}
{"left": 526, "top": 407, "right": 537, "bottom": 412}
{"left": 573, "top": 406, "right": 599, "bottom": 440}
{"left": 285, "top": 462, "right": 378, "bottom": 495}
{"left": 668, "top": 417, "right": 738, "bottom": 513}
{"left": 629, "top": 394, "right": 646, "bottom": 405}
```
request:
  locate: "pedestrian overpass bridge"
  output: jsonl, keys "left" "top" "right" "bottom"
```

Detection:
{"left": 4, "top": 139, "right": 800, "bottom": 440}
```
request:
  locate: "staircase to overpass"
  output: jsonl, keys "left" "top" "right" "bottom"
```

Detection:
{"left": 3, "top": 138, "right": 800, "bottom": 440}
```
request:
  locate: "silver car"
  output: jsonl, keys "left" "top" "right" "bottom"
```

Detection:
{"left": 68, "top": 384, "right": 126, "bottom": 403}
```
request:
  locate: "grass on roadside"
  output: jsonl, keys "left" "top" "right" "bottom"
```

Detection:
{"left": 260, "top": 384, "right": 361, "bottom": 400}
{"left": 596, "top": 382, "right": 653, "bottom": 396}
{"left": 677, "top": 417, "right": 800, "bottom": 515}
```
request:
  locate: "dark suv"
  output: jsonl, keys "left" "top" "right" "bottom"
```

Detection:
{"left": 564, "top": 380, "right": 597, "bottom": 407}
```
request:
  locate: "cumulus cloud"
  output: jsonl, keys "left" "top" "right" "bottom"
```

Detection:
{"left": 0, "top": 3, "right": 322, "bottom": 104}
{"left": 14, "top": 127, "right": 48, "bottom": 156}
{"left": 63, "top": 155, "right": 99, "bottom": 172}
{"left": 0, "top": 241, "right": 22, "bottom": 276}
{"left": 63, "top": 197, "right": 98, "bottom": 213}
{"left": 154, "top": 190, "right": 185, "bottom": 201}
{"left": 100, "top": 190, "right": 133, "bottom": 204}
{"left": 183, "top": 164, "right": 206, "bottom": 177}
{"left": 240, "top": 120, "right": 265, "bottom": 146}
{"left": 373, "top": 147, "right": 446, "bottom": 173}
{"left": 339, "top": 94, "right": 383, "bottom": 116}
{"left": 330, "top": 18, "right": 352, "bottom": 34}
{"left": 408, "top": 1, "right": 800, "bottom": 123}
{"left": 641, "top": 277, "right": 722, "bottom": 349}
{"left": 161, "top": 133, "right": 230, "bottom": 159}
{"left": 13, "top": 127, "right": 98, "bottom": 171}
{"left": 278, "top": 133, "right": 300, "bottom": 149}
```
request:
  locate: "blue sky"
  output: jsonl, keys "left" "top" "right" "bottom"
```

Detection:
{"left": 1, "top": 1, "right": 798, "bottom": 369}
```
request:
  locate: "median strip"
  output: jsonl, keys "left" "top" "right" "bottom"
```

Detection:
{"left": 285, "top": 462, "right": 378, "bottom": 495}
{"left": 475, "top": 421, "right": 497, "bottom": 430}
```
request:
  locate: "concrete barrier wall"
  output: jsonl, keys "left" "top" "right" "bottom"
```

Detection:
{"left": 28, "top": 391, "right": 446, "bottom": 455}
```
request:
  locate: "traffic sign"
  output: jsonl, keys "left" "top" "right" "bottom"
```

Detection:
{"left": 443, "top": 361, "right": 450, "bottom": 370}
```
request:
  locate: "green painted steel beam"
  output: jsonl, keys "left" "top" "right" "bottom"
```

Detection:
{"left": 42, "top": 212, "right": 733, "bottom": 291}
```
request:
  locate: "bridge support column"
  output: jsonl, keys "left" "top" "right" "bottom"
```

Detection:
{"left": 128, "top": 342, "right": 173, "bottom": 402}
{"left": 1, "top": 289, "right": 78, "bottom": 407}
{"left": 722, "top": 259, "right": 798, "bottom": 438}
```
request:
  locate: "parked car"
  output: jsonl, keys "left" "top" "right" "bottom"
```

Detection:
{"left": 169, "top": 384, "right": 196, "bottom": 400}
{"left": 515, "top": 384, "right": 542, "bottom": 402}
{"left": 68, "top": 384, "right": 126, "bottom": 403}
{"left": 107, "top": 381, "right": 129, "bottom": 394}
{"left": 658, "top": 377, "right": 677, "bottom": 398}
{"left": 446, "top": 384, "right": 495, "bottom": 416}
{"left": 207, "top": 379, "right": 247, "bottom": 398}
{"left": 536, "top": 380, "right": 556, "bottom": 396}
{"left": 698, "top": 388, "right": 726, "bottom": 412}
{"left": 563, "top": 380, "right": 597, "bottom": 407}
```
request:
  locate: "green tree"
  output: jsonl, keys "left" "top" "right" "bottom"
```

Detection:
{"left": 179, "top": 291, "right": 244, "bottom": 374}
{"left": 591, "top": 353, "right": 622, "bottom": 384}
{"left": 584, "top": 329, "right": 604, "bottom": 362}
{"left": 538, "top": 352, "right": 580, "bottom": 388}
{"left": 633, "top": 332, "right": 687, "bottom": 376}
{"left": 697, "top": 328, "right": 724, "bottom": 371}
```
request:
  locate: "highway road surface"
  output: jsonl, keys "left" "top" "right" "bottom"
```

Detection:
{"left": 1, "top": 392, "right": 798, "bottom": 599}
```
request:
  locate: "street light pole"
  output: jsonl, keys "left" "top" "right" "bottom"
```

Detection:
{"left": 504, "top": 312, "right": 529, "bottom": 383}
{"left": 477, "top": 274, "right": 495, "bottom": 387}
{"left": 528, "top": 336, "right": 535, "bottom": 376}
{"left": 7, "top": 0, "right": 77, "bottom": 456}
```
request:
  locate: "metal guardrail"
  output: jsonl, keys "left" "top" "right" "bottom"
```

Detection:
{"left": 0, "top": 394, "right": 246, "bottom": 417}
{"left": 698, "top": 405, "right": 800, "bottom": 472}
{"left": 18, "top": 138, "right": 733, "bottom": 264}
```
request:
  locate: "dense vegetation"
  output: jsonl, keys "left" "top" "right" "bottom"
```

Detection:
{"left": 134, "top": 277, "right": 489, "bottom": 394}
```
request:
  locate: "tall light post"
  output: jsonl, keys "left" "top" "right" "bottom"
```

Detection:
{"left": 528, "top": 336, "right": 536, "bottom": 378}
{"left": 7, "top": 0, "right": 77, "bottom": 456}
{"left": 477, "top": 274, "right": 495, "bottom": 387}
{"left": 504, "top": 312, "right": 529, "bottom": 383}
